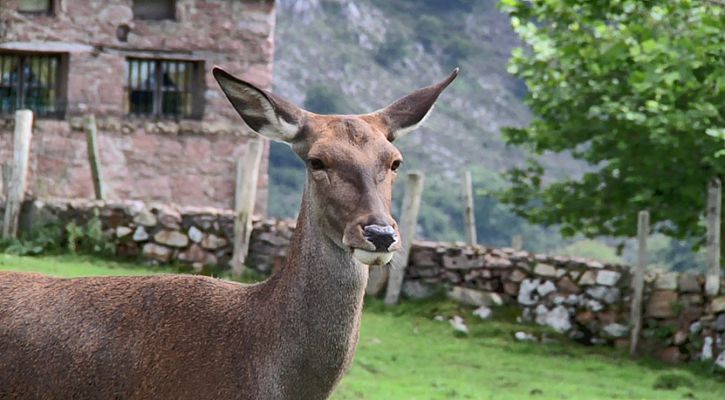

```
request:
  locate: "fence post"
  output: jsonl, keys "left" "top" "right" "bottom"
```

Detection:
{"left": 384, "top": 171, "right": 425, "bottom": 306}
{"left": 83, "top": 114, "right": 106, "bottom": 200}
{"left": 511, "top": 234, "right": 523, "bottom": 251}
{"left": 1, "top": 163, "right": 11, "bottom": 198}
{"left": 2, "top": 110, "right": 33, "bottom": 239}
{"left": 230, "top": 139, "right": 264, "bottom": 277}
{"left": 629, "top": 210, "right": 649, "bottom": 357}
{"left": 463, "top": 170, "right": 477, "bottom": 246}
{"left": 706, "top": 178, "right": 721, "bottom": 296}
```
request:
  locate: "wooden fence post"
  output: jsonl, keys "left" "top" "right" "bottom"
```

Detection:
{"left": 706, "top": 178, "right": 721, "bottom": 296}
{"left": 230, "top": 139, "right": 264, "bottom": 277}
{"left": 463, "top": 170, "right": 477, "bottom": 246}
{"left": 2, "top": 110, "right": 33, "bottom": 239}
{"left": 83, "top": 114, "right": 106, "bottom": 200}
{"left": 511, "top": 234, "right": 523, "bottom": 251}
{"left": 629, "top": 210, "right": 649, "bottom": 357}
{"left": 1, "top": 163, "right": 11, "bottom": 199}
{"left": 384, "top": 171, "right": 425, "bottom": 306}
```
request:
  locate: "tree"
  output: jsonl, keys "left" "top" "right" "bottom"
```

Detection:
{"left": 498, "top": 0, "right": 725, "bottom": 256}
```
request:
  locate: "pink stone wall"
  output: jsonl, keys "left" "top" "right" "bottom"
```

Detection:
{"left": 0, "top": 0, "right": 276, "bottom": 212}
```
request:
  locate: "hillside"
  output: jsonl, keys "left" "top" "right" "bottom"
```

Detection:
{"left": 268, "top": 0, "right": 567, "bottom": 249}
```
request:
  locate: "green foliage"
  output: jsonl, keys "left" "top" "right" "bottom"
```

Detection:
{"left": 0, "top": 222, "right": 64, "bottom": 256}
{"left": 652, "top": 373, "right": 694, "bottom": 391}
{"left": 65, "top": 213, "right": 115, "bottom": 256}
{"left": 303, "top": 85, "right": 354, "bottom": 114}
{"left": 498, "top": 1, "right": 725, "bottom": 249}
{"left": 557, "top": 239, "right": 622, "bottom": 264}
{"left": 374, "top": 31, "right": 410, "bottom": 69}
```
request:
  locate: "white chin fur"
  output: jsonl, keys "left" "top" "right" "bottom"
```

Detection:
{"left": 352, "top": 249, "right": 394, "bottom": 266}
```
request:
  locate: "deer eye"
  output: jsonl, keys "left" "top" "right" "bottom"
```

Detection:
{"left": 309, "top": 158, "right": 326, "bottom": 171}
{"left": 391, "top": 160, "right": 402, "bottom": 172}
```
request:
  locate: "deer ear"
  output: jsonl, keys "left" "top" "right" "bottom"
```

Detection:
{"left": 372, "top": 68, "right": 459, "bottom": 141}
{"left": 213, "top": 67, "right": 305, "bottom": 143}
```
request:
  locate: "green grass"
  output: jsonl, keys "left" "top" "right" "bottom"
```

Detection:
{"left": 2, "top": 254, "right": 724, "bottom": 399}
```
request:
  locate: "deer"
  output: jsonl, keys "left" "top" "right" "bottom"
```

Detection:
{"left": 0, "top": 67, "right": 458, "bottom": 399}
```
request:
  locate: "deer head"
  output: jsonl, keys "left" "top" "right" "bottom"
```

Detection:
{"left": 213, "top": 68, "right": 458, "bottom": 266}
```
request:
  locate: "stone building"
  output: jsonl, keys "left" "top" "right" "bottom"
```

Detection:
{"left": 0, "top": 0, "right": 276, "bottom": 212}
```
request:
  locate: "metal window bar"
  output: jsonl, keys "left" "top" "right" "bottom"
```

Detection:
{"left": 126, "top": 58, "right": 195, "bottom": 119}
{"left": 0, "top": 52, "right": 61, "bottom": 117}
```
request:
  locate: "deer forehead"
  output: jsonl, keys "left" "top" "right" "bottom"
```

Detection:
{"left": 304, "top": 115, "right": 401, "bottom": 165}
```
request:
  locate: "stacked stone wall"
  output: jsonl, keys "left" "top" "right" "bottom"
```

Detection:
{"left": 2, "top": 198, "right": 724, "bottom": 365}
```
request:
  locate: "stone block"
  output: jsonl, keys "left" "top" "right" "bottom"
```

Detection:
{"left": 509, "top": 268, "right": 528, "bottom": 283}
{"left": 711, "top": 296, "right": 725, "bottom": 313}
{"left": 178, "top": 244, "right": 217, "bottom": 266}
{"left": 503, "top": 281, "right": 518, "bottom": 296}
{"left": 578, "top": 270, "right": 596, "bottom": 286}
{"left": 142, "top": 243, "right": 172, "bottom": 263}
{"left": 603, "top": 323, "right": 628, "bottom": 338}
{"left": 188, "top": 226, "right": 203, "bottom": 243}
{"left": 536, "top": 280, "right": 556, "bottom": 297}
{"left": 201, "top": 234, "right": 228, "bottom": 250}
{"left": 133, "top": 209, "right": 157, "bottom": 227}
{"left": 115, "top": 226, "right": 132, "bottom": 238}
{"left": 154, "top": 230, "right": 189, "bottom": 248}
{"left": 447, "top": 286, "right": 502, "bottom": 307}
{"left": 132, "top": 226, "right": 149, "bottom": 241}
{"left": 646, "top": 290, "right": 679, "bottom": 318}
{"left": 654, "top": 273, "right": 678, "bottom": 290}
{"left": 557, "top": 276, "right": 581, "bottom": 295}
{"left": 596, "top": 270, "right": 621, "bottom": 286}
{"left": 534, "top": 263, "right": 557, "bottom": 277}
{"left": 678, "top": 273, "right": 701, "bottom": 293}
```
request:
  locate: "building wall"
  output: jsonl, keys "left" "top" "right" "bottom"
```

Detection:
{"left": 0, "top": 0, "right": 276, "bottom": 211}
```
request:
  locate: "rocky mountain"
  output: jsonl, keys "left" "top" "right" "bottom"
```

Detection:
{"left": 267, "top": 0, "right": 568, "bottom": 247}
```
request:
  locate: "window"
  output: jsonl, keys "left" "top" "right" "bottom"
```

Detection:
{"left": 18, "top": 0, "right": 53, "bottom": 14}
{"left": 126, "top": 58, "right": 202, "bottom": 119}
{"left": 0, "top": 52, "right": 65, "bottom": 118}
{"left": 133, "top": 0, "right": 175, "bottom": 20}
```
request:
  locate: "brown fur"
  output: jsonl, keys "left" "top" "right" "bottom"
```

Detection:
{"left": 0, "top": 68, "right": 457, "bottom": 399}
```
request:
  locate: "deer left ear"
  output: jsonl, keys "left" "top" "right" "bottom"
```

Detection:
{"left": 371, "top": 68, "right": 459, "bottom": 141}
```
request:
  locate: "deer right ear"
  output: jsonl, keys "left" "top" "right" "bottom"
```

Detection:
{"left": 213, "top": 67, "right": 305, "bottom": 143}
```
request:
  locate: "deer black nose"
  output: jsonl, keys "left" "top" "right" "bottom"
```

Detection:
{"left": 363, "top": 224, "right": 398, "bottom": 252}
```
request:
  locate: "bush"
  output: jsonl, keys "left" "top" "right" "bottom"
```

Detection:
{"left": 374, "top": 32, "right": 410, "bottom": 69}
{"left": 65, "top": 213, "right": 115, "bottom": 256}
{"left": 0, "top": 222, "right": 64, "bottom": 256}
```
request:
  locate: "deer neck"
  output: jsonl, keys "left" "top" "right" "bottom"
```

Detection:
{"left": 278, "top": 184, "right": 369, "bottom": 311}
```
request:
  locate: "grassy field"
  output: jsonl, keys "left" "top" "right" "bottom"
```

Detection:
{"left": 2, "top": 253, "right": 724, "bottom": 399}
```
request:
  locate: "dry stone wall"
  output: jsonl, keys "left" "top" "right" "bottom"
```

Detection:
{"left": 3, "top": 198, "right": 724, "bottom": 366}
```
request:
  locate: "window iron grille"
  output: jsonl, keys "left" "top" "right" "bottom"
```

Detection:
{"left": 0, "top": 52, "right": 64, "bottom": 118}
{"left": 126, "top": 58, "right": 199, "bottom": 119}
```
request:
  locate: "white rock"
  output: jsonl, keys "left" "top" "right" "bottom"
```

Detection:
{"left": 689, "top": 321, "right": 702, "bottom": 334}
{"left": 553, "top": 295, "right": 565, "bottom": 305}
{"left": 133, "top": 226, "right": 149, "bottom": 241}
{"left": 535, "top": 304, "right": 549, "bottom": 325}
{"left": 587, "top": 299, "right": 604, "bottom": 312}
{"left": 544, "top": 305, "right": 572, "bottom": 333}
{"left": 716, "top": 351, "right": 725, "bottom": 369}
{"left": 702, "top": 337, "right": 713, "bottom": 360}
{"left": 115, "top": 226, "right": 132, "bottom": 238}
{"left": 515, "top": 331, "right": 536, "bottom": 341}
{"left": 434, "top": 315, "right": 446, "bottom": 322}
{"left": 133, "top": 209, "right": 157, "bottom": 227}
{"left": 596, "top": 270, "right": 621, "bottom": 286}
{"left": 518, "top": 279, "right": 540, "bottom": 305}
{"left": 449, "top": 315, "right": 468, "bottom": 334}
{"left": 603, "top": 323, "right": 629, "bottom": 338}
{"left": 565, "top": 294, "right": 579, "bottom": 305}
{"left": 473, "top": 306, "right": 492, "bottom": 320}
{"left": 188, "top": 226, "right": 203, "bottom": 243}
{"left": 536, "top": 280, "right": 556, "bottom": 297}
